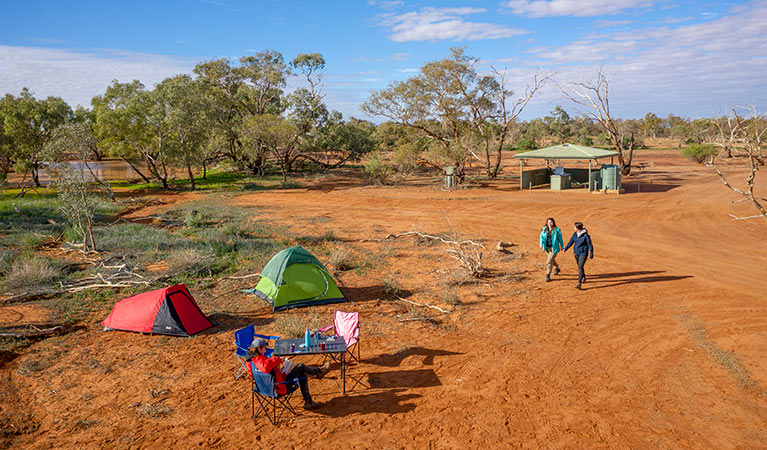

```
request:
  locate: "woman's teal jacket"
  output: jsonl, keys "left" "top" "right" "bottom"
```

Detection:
{"left": 539, "top": 226, "right": 564, "bottom": 254}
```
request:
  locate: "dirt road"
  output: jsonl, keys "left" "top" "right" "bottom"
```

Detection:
{"left": 3, "top": 151, "right": 766, "bottom": 449}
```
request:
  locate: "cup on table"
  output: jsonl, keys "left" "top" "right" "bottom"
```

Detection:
{"left": 320, "top": 342, "right": 326, "bottom": 351}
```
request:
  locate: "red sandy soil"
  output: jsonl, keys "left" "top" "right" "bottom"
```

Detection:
{"left": 2, "top": 150, "right": 766, "bottom": 449}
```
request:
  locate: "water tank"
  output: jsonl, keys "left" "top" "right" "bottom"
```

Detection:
{"left": 601, "top": 164, "right": 622, "bottom": 190}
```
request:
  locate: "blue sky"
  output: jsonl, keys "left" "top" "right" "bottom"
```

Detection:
{"left": 1, "top": 0, "right": 765, "bottom": 120}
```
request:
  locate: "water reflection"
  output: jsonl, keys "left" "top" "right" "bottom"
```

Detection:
{"left": 5, "top": 160, "right": 184, "bottom": 186}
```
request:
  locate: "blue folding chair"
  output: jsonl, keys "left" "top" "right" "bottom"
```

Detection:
{"left": 250, "top": 362, "right": 303, "bottom": 425}
{"left": 234, "top": 325, "right": 280, "bottom": 379}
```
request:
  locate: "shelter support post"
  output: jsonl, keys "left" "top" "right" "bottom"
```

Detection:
{"left": 588, "top": 160, "right": 592, "bottom": 192}
{"left": 519, "top": 159, "right": 523, "bottom": 191}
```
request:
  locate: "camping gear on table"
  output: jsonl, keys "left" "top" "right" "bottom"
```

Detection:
{"left": 319, "top": 310, "right": 360, "bottom": 364}
{"left": 250, "top": 246, "right": 346, "bottom": 311}
{"left": 234, "top": 325, "right": 281, "bottom": 379}
{"left": 101, "top": 284, "right": 212, "bottom": 336}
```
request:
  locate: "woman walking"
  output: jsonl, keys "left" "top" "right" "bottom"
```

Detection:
{"left": 539, "top": 217, "right": 564, "bottom": 282}
{"left": 564, "top": 222, "right": 594, "bottom": 289}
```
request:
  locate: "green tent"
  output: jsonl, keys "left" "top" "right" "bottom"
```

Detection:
{"left": 252, "top": 246, "right": 346, "bottom": 311}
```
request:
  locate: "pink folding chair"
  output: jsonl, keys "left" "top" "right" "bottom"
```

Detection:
{"left": 320, "top": 310, "right": 360, "bottom": 364}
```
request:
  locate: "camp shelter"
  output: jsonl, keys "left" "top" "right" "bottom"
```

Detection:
{"left": 513, "top": 143, "right": 619, "bottom": 191}
{"left": 101, "top": 284, "right": 213, "bottom": 336}
{"left": 252, "top": 246, "right": 347, "bottom": 311}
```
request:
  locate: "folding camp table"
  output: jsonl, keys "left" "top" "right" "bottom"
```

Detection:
{"left": 273, "top": 337, "right": 348, "bottom": 394}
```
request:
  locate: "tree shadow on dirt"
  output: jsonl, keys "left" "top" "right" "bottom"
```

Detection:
{"left": 313, "top": 388, "right": 419, "bottom": 417}
{"left": 340, "top": 286, "right": 413, "bottom": 302}
{"left": 363, "top": 347, "right": 463, "bottom": 367}
{"left": 306, "top": 178, "right": 366, "bottom": 193}
{"left": 622, "top": 181, "right": 680, "bottom": 193}
{"left": 200, "top": 312, "right": 274, "bottom": 334}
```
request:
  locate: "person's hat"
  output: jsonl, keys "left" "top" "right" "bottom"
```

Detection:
{"left": 253, "top": 338, "right": 268, "bottom": 348}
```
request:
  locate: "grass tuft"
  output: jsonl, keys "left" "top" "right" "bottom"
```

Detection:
{"left": 3, "top": 257, "right": 61, "bottom": 292}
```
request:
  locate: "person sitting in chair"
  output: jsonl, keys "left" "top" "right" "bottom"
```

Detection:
{"left": 247, "top": 338, "right": 330, "bottom": 409}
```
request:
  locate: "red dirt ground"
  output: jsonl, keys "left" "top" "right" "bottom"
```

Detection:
{"left": 2, "top": 150, "right": 766, "bottom": 449}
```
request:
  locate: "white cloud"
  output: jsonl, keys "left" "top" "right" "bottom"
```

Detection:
{"left": 526, "top": 1, "right": 767, "bottom": 116}
{"left": 503, "top": 0, "right": 654, "bottom": 18}
{"left": 663, "top": 16, "right": 693, "bottom": 24}
{"left": 594, "top": 19, "right": 634, "bottom": 28}
{"left": 0, "top": 45, "right": 194, "bottom": 107}
{"left": 380, "top": 7, "right": 528, "bottom": 42}
{"left": 397, "top": 68, "right": 418, "bottom": 72}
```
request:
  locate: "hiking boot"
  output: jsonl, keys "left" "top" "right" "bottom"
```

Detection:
{"left": 303, "top": 399, "right": 320, "bottom": 410}
{"left": 554, "top": 267, "right": 560, "bottom": 275}
{"left": 545, "top": 274, "right": 551, "bottom": 282}
{"left": 576, "top": 283, "right": 582, "bottom": 290}
{"left": 315, "top": 362, "right": 331, "bottom": 379}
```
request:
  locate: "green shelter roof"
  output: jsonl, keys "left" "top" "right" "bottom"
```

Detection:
{"left": 260, "top": 246, "right": 328, "bottom": 286}
{"left": 512, "top": 143, "right": 619, "bottom": 160}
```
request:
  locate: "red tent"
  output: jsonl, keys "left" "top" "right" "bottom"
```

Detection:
{"left": 101, "top": 284, "right": 213, "bottom": 336}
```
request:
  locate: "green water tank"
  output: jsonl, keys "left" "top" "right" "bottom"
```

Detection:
{"left": 601, "top": 164, "right": 622, "bottom": 190}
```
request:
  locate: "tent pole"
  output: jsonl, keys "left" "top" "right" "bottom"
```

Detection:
{"left": 519, "top": 159, "right": 523, "bottom": 191}
{"left": 588, "top": 160, "right": 592, "bottom": 192}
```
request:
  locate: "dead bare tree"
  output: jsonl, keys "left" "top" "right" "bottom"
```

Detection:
{"left": 561, "top": 67, "right": 635, "bottom": 175}
{"left": 708, "top": 113, "right": 741, "bottom": 159}
{"left": 708, "top": 106, "right": 766, "bottom": 221}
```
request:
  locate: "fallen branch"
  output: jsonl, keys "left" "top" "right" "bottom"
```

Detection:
{"left": 394, "top": 295, "right": 450, "bottom": 313}
{"left": 0, "top": 325, "right": 65, "bottom": 338}
{"left": 385, "top": 230, "right": 486, "bottom": 249}
{"left": 216, "top": 273, "right": 261, "bottom": 283}
{"left": 729, "top": 213, "right": 766, "bottom": 220}
{"left": 1, "top": 289, "right": 62, "bottom": 304}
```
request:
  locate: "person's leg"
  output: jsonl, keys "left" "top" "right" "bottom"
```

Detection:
{"left": 577, "top": 254, "right": 587, "bottom": 285}
{"left": 545, "top": 250, "right": 554, "bottom": 279}
{"left": 285, "top": 364, "right": 314, "bottom": 402}
{"left": 552, "top": 252, "right": 560, "bottom": 274}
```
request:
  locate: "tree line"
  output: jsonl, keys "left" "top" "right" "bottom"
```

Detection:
{"left": 1, "top": 48, "right": 763, "bottom": 190}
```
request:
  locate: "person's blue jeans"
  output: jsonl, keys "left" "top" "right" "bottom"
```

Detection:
{"left": 575, "top": 253, "right": 588, "bottom": 284}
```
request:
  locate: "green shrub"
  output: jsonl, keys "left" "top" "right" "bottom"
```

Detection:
{"left": 682, "top": 143, "right": 717, "bottom": 163}
{"left": 364, "top": 152, "right": 394, "bottom": 184}
{"left": 94, "top": 224, "right": 181, "bottom": 253}
{"left": 515, "top": 138, "right": 539, "bottom": 152}
{"left": 0, "top": 248, "right": 17, "bottom": 273}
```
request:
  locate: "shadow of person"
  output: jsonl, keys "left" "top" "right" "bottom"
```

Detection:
{"left": 313, "top": 388, "right": 419, "bottom": 417}
{"left": 364, "top": 347, "right": 463, "bottom": 367}
{"left": 584, "top": 275, "right": 693, "bottom": 290}
{"left": 588, "top": 270, "right": 665, "bottom": 279}
{"left": 367, "top": 368, "right": 442, "bottom": 389}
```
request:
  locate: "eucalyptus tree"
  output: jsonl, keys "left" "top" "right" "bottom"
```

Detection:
{"left": 194, "top": 50, "right": 290, "bottom": 174}
{"left": 301, "top": 113, "right": 376, "bottom": 168}
{"left": 92, "top": 80, "right": 174, "bottom": 188}
{"left": 0, "top": 88, "right": 72, "bottom": 186}
{"left": 155, "top": 75, "right": 211, "bottom": 190}
{"left": 0, "top": 112, "right": 12, "bottom": 184}
{"left": 363, "top": 48, "right": 548, "bottom": 180}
